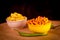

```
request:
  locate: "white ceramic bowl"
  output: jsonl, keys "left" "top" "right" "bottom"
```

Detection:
{"left": 6, "top": 17, "right": 27, "bottom": 28}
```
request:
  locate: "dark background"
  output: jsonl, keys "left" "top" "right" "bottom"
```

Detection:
{"left": 0, "top": 0, "right": 60, "bottom": 23}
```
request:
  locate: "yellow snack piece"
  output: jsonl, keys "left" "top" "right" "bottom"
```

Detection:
{"left": 10, "top": 17, "right": 16, "bottom": 21}
{"left": 11, "top": 13, "right": 17, "bottom": 18}
{"left": 6, "top": 17, "right": 11, "bottom": 21}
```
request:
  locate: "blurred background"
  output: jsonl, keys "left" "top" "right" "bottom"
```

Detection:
{"left": 0, "top": 0, "right": 60, "bottom": 23}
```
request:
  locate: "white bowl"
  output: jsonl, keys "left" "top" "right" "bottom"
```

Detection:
{"left": 6, "top": 17, "right": 27, "bottom": 28}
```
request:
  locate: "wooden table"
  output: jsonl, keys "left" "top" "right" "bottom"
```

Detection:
{"left": 0, "top": 21, "right": 60, "bottom": 40}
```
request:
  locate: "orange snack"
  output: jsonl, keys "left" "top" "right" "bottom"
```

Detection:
{"left": 27, "top": 16, "right": 49, "bottom": 25}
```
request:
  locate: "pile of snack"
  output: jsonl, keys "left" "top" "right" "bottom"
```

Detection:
{"left": 27, "top": 16, "right": 50, "bottom": 25}
{"left": 6, "top": 12, "right": 25, "bottom": 21}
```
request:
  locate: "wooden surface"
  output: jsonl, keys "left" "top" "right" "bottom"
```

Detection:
{"left": 0, "top": 21, "right": 60, "bottom": 40}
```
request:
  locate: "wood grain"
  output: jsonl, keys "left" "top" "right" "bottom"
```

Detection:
{"left": 0, "top": 21, "right": 60, "bottom": 40}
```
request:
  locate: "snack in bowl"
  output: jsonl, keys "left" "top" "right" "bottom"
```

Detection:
{"left": 27, "top": 16, "right": 51, "bottom": 34}
{"left": 6, "top": 12, "right": 27, "bottom": 28}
